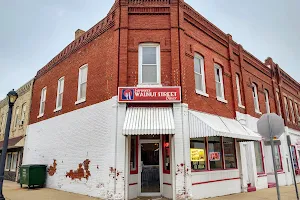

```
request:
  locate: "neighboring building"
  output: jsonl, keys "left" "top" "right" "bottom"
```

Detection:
{"left": 22, "top": 0, "right": 300, "bottom": 199}
{"left": 0, "top": 79, "right": 33, "bottom": 182}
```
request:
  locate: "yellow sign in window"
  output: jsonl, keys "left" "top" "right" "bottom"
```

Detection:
{"left": 190, "top": 148, "right": 205, "bottom": 162}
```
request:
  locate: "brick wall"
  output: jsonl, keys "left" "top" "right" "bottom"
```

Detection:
{"left": 29, "top": 0, "right": 300, "bottom": 131}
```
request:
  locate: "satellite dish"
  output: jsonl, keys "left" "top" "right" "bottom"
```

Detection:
{"left": 257, "top": 113, "right": 285, "bottom": 140}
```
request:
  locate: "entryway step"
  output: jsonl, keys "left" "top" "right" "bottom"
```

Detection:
{"left": 268, "top": 182, "right": 276, "bottom": 188}
{"left": 247, "top": 186, "right": 257, "bottom": 192}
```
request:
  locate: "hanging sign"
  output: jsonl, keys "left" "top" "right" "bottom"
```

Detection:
{"left": 209, "top": 152, "right": 221, "bottom": 161}
{"left": 118, "top": 87, "right": 181, "bottom": 103}
{"left": 190, "top": 148, "right": 205, "bottom": 162}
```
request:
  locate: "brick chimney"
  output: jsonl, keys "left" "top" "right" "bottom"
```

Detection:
{"left": 75, "top": 29, "right": 85, "bottom": 40}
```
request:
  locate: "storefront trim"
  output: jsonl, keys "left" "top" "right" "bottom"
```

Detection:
{"left": 192, "top": 177, "right": 240, "bottom": 185}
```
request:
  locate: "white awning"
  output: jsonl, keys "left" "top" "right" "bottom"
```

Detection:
{"left": 189, "top": 110, "right": 261, "bottom": 141}
{"left": 123, "top": 107, "right": 175, "bottom": 135}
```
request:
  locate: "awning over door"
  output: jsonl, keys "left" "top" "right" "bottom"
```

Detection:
{"left": 0, "top": 136, "right": 25, "bottom": 150}
{"left": 123, "top": 107, "right": 175, "bottom": 135}
{"left": 189, "top": 110, "right": 261, "bottom": 141}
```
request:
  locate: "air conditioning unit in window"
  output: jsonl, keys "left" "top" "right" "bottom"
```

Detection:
{"left": 19, "top": 120, "right": 24, "bottom": 126}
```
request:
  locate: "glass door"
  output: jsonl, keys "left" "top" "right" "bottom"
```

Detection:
{"left": 140, "top": 141, "right": 161, "bottom": 195}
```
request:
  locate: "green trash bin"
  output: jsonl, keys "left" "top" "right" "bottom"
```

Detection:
{"left": 19, "top": 165, "right": 47, "bottom": 188}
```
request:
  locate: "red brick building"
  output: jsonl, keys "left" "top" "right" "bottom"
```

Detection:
{"left": 23, "top": 0, "right": 300, "bottom": 199}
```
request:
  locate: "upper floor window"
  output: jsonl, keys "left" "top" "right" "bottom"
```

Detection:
{"left": 252, "top": 83, "right": 260, "bottom": 113}
{"left": 264, "top": 89, "right": 270, "bottom": 113}
{"left": 55, "top": 77, "right": 65, "bottom": 111}
{"left": 138, "top": 43, "right": 160, "bottom": 85}
{"left": 289, "top": 99, "right": 296, "bottom": 123}
{"left": 76, "top": 64, "right": 88, "bottom": 104}
{"left": 214, "top": 64, "right": 226, "bottom": 102}
{"left": 14, "top": 107, "right": 19, "bottom": 128}
{"left": 0, "top": 114, "right": 4, "bottom": 132}
{"left": 295, "top": 102, "right": 300, "bottom": 125}
{"left": 235, "top": 73, "right": 243, "bottom": 107}
{"left": 284, "top": 96, "right": 290, "bottom": 121}
{"left": 194, "top": 54, "right": 207, "bottom": 96}
{"left": 38, "top": 87, "right": 47, "bottom": 117}
{"left": 20, "top": 103, "right": 26, "bottom": 126}
{"left": 276, "top": 92, "right": 282, "bottom": 117}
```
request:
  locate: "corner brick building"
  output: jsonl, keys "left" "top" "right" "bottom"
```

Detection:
{"left": 23, "top": 0, "right": 300, "bottom": 199}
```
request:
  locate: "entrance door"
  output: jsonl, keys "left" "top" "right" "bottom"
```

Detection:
{"left": 139, "top": 140, "right": 161, "bottom": 196}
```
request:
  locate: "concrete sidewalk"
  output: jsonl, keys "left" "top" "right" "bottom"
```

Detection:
{"left": 204, "top": 184, "right": 300, "bottom": 200}
{"left": 2, "top": 180, "right": 300, "bottom": 200}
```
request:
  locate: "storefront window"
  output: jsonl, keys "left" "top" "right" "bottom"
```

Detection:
{"left": 274, "top": 145, "right": 283, "bottom": 171}
{"left": 208, "top": 137, "right": 223, "bottom": 169}
{"left": 163, "top": 135, "right": 170, "bottom": 173}
{"left": 291, "top": 146, "right": 299, "bottom": 169}
{"left": 223, "top": 138, "right": 237, "bottom": 169}
{"left": 254, "top": 141, "right": 264, "bottom": 174}
{"left": 130, "top": 136, "right": 138, "bottom": 174}
{"left": 190, "top": 138, "right": 206, "bottom": 171}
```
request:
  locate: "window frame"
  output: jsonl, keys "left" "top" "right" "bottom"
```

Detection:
{"left": 274, "top": 145, "right": 283, "bottom": 172}
{"left": 190, "top": 136, "right": 237, "bottom": 172}
{"left": 194, "top": 53, "right": 208, "bottom": 97}
{"left": 0, "top": 114, "right": 4, "bottom": 132}
{"left": 276, "top": 91, "right": 282, "bottom": 117}
{"left": 38, "top": 87, "right": 47, "bottom": 118}
{"left": 254, "top": 141, "right": 265, "bottom": 174}
{"left": 235, "top": 73, "right": 244, "bottom": 108}
{"left": 130, "top": 136, "right": 138, "bottom": 174}
{"left": 291, "top": 145, "right": 299, "bottom": 170}
{"left": 289, "top": 98, "right": 296, "bottom": 123}
{"left": 20, "top": 103, "right": 26, "bottom": 126}
{"left": 162, "top": 135, "right": 171, "bottom": 174}
{"left": 264, "top": 89, "right": 270, "bottom": 113}
{"left": 14, "top": 107, "right": 19, "bottom": 128}
{"left": 138, "top": 43, "right": 161, "bottom": 86}
{"left": 76, "top": 64, "right": 88, "bottom": 104}
{"left": 295, "top": 102, "right": 300, "bottom": 125}
{"left": 284, "top": 96, "right": 290, "bottom": 121}
{"left": 10, "top": 152, "right": 18, "bottom": 172}
{"left": 214, "top": 64, "right": 227, "bottom": 103}
{"left": 5, "top": 153, "right": 12, "bottom": 171}
{"left": 252, "top": 83, "right": 261, "bottom": 114}
{"left": 55, "top": 77, "right": 65, "bottom": 111}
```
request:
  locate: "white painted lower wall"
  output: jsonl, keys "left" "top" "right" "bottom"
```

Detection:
{"left": 256, "top": 176, "right": 268, "bottom": 190}
{"left": 191, "top": 170, "right": 241, "bottom": 199}
{"left": 23, "top": 97, "right": 119, "bottom": 199}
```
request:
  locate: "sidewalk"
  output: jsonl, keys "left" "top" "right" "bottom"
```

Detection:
{"left": 204, "top": 184, "right": 300, "bottom": 200}
{"left": 2, "top": 180, "right": 300, "bottom": 200}
{"left": 3, "top": 180, "right": 98, "bottom": 200}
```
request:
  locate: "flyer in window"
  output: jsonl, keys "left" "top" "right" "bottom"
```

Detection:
{"left": 209, "top": 152, "right": 220, "bottom": 161}
{"left": 190, "top": 148, "right": 205, "bottom": 162}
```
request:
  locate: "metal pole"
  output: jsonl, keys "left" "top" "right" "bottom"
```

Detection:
{"left": 0, "top": 104, "right": 13, "bottom": 200}
{"left": 287, "top": 135, "right": 299, "bottom": 200}
{"left": 269, "top": 115, "right": 281, "bottom": 200}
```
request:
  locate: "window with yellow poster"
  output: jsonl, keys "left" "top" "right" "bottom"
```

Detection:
{"left": 190, "top": 148, "right": 205, "bottom": 162}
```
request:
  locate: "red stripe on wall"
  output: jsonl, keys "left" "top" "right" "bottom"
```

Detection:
{"left": 163, "top": 182, "right": 172, "bottom": 186}
{"left": 129, "top": 183, "right": 138, "bottom": 186}
{"left": 192, "top": 177, "right": 240, "bottom": 185}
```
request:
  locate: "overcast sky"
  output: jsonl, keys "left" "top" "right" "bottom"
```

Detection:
{"left": 0, "top": 0, "right": 299, "bottom": 100}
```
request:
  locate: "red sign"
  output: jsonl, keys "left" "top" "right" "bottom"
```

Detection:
{"left": 118, "top": 87, "right": 181, "bottom": 103}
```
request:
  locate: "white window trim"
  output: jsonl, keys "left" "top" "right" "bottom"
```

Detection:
{"left": 14, "top": 107, "right": 19, "bottom": 128}
{"left": 289, "top": 98, "right": 296, "bottom": 123}
{"left": 38, "top": 87, "right": 47, "bottom": 118}
{"left": 214, "top": 64, "right": 226, "bottom": 102}
{"left": 54, "top": 77, "right": 65, "bottom": 112}
{"left": 5, "top": 153, "right": 11, "bottom": 171}
{"left": 235, "top": 74, "right": 245, "bottom": 109}
{"left": 76, "top": 64, "right": 88, "bottom": 105}
{"left": 284, "top": 96, "right": 290, "bottom": 121}
{"left": 276, "top": 92, "right": 282, "bottom": 117}
{"left": 20, "top": 103, "right": 26, "bottom": 126}
{"left": 264, "top": 90, "right": 270, "bottom": 113}
{"left": 10, "top": 152, "right": 18, "bottom": 172}
{"left": 138, "top": 43, "right": 161, "bottom": 86}
{"left": 252, "top": 83, "right": 261, "bottom": 114}
{"left": 295, "top": 101, "right": 300, "bottom": 124}
{"left": 194, "top": 53, "right": 208, "bottom": 97}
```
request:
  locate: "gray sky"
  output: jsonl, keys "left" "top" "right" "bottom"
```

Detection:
{"left": 0, "top": 0, "right": 299, "bottom": 100}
